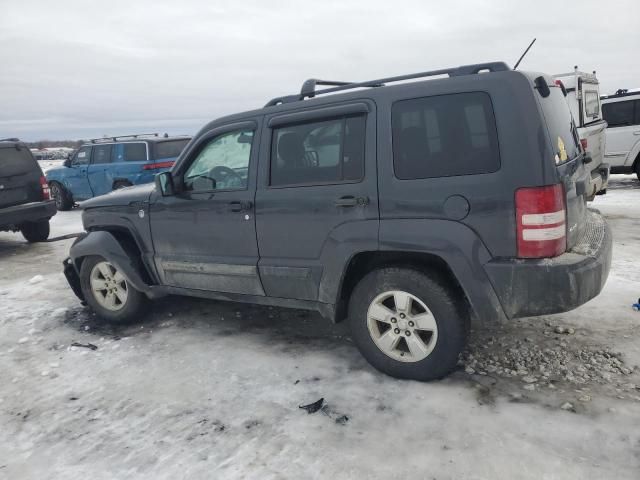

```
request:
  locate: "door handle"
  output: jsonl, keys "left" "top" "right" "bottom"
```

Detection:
{"left": 229, "top": 200, "right": 252, "bottom": 212}
{"left": 335, "top": 196, "right": 368, "bottom": 207}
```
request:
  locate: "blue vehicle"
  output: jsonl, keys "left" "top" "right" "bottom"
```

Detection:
{"left": 46, "top": 134, "right": 191, "bottom": 210}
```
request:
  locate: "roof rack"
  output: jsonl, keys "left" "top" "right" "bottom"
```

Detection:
{"left": 90, "top": 133, "right": 160, "bottom": 144}
{"left": 265, "top": 61, "right": 511, "bottom": 107}
{"left": 0, "top": 137, "right": 20, "bottom": 142}
{"left": 601, "top": 88, "right": 640, "bottom": 100}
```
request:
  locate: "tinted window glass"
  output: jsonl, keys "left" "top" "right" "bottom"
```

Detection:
{"left": 538, "top": 87, "right": 581, "bottom": 164}
{"left": 184, "top": 130, "right": 253, "bottom": 192}
{"left": 0, "top": 146, "right": 37, "bottom": 176}
{"left": 73, "top": 146, "right": 91, "bottom": 165}
{"left": 270, "top": 115, "right": 365, "bottom": 187}
{"left": 154, "top": 139, "right": 190, "bottom": 160}
{"left": 392, "top": 92, "right": 500, "bottom": 179}
{"left": 91, "top": 144, "right": 112, "bottom": 164}
{"left": 123, "top": 143, "right": 147, "bottom": 161}
{"left": 602, "top": 100, "right": 635, "bottom": 127}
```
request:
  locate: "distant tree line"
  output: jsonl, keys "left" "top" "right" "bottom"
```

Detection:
{"left": 24, "top": 140, "right": 86, "bottom": 149}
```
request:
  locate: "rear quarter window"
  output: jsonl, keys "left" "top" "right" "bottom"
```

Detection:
{"left": 602, "top": 100, "right": 636, "bottom": 127}
{"left": 392, "top": 92, "right": 500, "bottom": 179}
{"left": 154, "top": 139, "right": 190, "bottom": 160}
{"left": 0, "top": 146, "right": 38, "bottom": 176}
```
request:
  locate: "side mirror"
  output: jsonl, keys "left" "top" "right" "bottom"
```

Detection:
{"left": 63, "top": 158, "right": 72, "bottom": 167}
{"left": 155, "top": 171, "right": 175, "bottom": 196}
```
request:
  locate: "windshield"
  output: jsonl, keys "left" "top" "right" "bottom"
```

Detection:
{"left": 0, "top": 146, "right": 38, "bottom": 177}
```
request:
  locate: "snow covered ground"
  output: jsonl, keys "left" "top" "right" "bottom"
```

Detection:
{"left": 0, "top": 176, "right": 639, "bottom": 479}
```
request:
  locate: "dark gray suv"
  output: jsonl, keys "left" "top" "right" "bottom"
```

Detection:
{"left": 63, "top": 62, "right": 612, "bottom": 381}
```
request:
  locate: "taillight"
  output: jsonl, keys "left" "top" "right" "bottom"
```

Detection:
{"left": 142, "top": 161, "right": 175, "bottom": 170}
{"left": 554, "top": 79, "right": 567, "bottom": 97}
{"left": 515, "top": 184, "right": 566, "bottom": 258}
{"left": 40, "top": 176, "right": 51, "bottom": 200}
{"left": 580, "top": 138, "right": 588, "bottom": 151}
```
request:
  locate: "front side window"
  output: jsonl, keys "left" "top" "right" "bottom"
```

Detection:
{"left": 270, "top": 115, "right": 365, "bottom": 187}
{"left": 183, "top": 130, "right": 253, "bottom": 192}
{"left": 602, "top": 100, "right": 636, "bottom": 128}
{"left": 392, "top": 92, "right": 500, "bottom": 179}
{"left": 73, "top": 146, "right": 91, "bottom": 165}
{"left": 91, "top": 144, "right": 112, "bottom": 164}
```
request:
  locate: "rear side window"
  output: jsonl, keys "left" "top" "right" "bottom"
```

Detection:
{"left": 113, "top": 143, "right": 147, "bottom": 162}
{"left": 602, "top": 100, "right": 636, "bottom": 127}
{"left": 91, "top": 144, "right": 112, "bottom": 164}
{"left": 0, "top": 146, "right": 37, "bottom": 176}
{"left": 392, "top": 92, "right": 500, "bottom": 179}
{"left": 154, "top": 139, "right": 190, "bottom": 160}
{"left": 270, "top": 115, "right": 365, "bottom": 187}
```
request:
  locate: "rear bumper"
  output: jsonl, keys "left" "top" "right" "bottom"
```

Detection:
{"left": 484, "top": 210, "right": 612, "bottom": 319}
{"left": 0, "top": 200, "right": 56, "bottom": 229}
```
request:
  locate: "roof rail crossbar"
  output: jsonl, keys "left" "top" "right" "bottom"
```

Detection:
{"left": 90, "top": 133, "right": 160, "bottom": 143}
{"left": 264, "top": 61, "right": 510, "bottom": 107}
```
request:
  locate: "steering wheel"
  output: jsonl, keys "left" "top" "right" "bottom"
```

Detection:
{"left": 211, "top": 166, "right": 243, "bottom": 187}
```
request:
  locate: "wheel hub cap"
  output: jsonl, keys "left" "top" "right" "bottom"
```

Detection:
{"left": 89, "top": 261, "right": 128, "bottom": 311}
{"left": 366, "top": 290, "right": 438, "bottom": 363}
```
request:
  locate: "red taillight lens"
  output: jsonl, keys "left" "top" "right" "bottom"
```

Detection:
{"left": 40, "top": 176, "right": 50, "bottom": 200}
{"left": 580, "top": 138, "right": 588, "bottom": 151}
{"left": 142, "top": 161, "right": 175, "bottom": 170}
{"left": 515, "top": 184, "right": 566, "bottom": 258}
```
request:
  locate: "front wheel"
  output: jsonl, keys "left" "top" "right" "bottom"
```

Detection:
{"left": 79, "top": 255, "right": 147, "bottom": 323}
{"left": 20, "top": 220, "right": 50, "bottom": 242}
{"left": 348, "top": 267, "right": 468, "bottom": 381}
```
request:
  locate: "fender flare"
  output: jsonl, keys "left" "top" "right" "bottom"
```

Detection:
{"left": 69, "top": 231, "right": 158, "bottom": 297}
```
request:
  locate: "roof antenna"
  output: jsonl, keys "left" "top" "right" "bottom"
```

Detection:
{"left": 513, "top": 38, "right": 536, "bottom": 70}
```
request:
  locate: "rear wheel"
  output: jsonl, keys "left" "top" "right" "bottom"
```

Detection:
{"left": 79, "top": 255, "right": 146, "bottom": 323}
{"left": 20, "top": 220, "right": 50, "bottom": 242}
{"left": 348, "top": 267, "right": 468, "bottom": 381}
{"left": 635, "top": 160, "right": 640, "bottom": 182}
{"left": 50, "top": 182, "right": 73, "bottom": 211}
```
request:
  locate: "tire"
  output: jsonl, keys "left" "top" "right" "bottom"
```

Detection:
{"left": 49, "top": 182, "right": 73, "bottom": 211}
{"left": 635, "top": 161, "right": 640, "bottom": 182}
{"left": 113, "top": 181, "right": 132, "bottom": 190}
{"left": 348, "top": 267, "right": 468, "bottom": 381}
{"left": 79, "top": 255, "right": 147, "bottom": 323}
{"left": 20, "top": 220, "right": 50, "bottom": 242}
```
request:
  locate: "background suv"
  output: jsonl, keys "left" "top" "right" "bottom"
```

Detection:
{"left": 46, "top": 134, "right": 191, "bottom": 210}
{"left": 62, "top": 62, "right": 611, "bottom": 381}
{"left": 0, "top": 138, "right": 56, "bottom": 242}
{"left": 601, "top": 89, "right": 640, "bottom": 180}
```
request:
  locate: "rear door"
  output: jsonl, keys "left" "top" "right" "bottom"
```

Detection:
{"left": 255, "top": 101, "right": 378, "bottom": 301}
{"left": 111, "top": 142, "right": 148, "bottom": 185}
{"left": 0, "top": 144, "right": 43, "bottom": 209}
{"left": 87, "top": 143, "right": 114, "bottom": 196}
{"left": 602, "top": 99, "right": 640, "bottom": 168}
{"left": 537, "top": 83, "right": 589, "bottom": 248}
{"left": 64, "top": 145, "right": 93, "bottom": 200}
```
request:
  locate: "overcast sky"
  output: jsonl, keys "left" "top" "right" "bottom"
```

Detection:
{"left": 1, "top": 0, "right": 638, "bottom": 141}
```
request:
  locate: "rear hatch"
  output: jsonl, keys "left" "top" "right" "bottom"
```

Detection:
{"left": 536, "top": 81, "right": 590, "bottom": 250}
{"left": 0, "top": 143, "right": 45, "bottom": 209}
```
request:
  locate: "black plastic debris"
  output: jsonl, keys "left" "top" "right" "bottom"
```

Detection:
{"left": 299, "top": 398, "right": 324, "bottom": 414}
{"left": 334, "top": 415, "right": 349, "bottom": 425}
{"left": 71, "top": 342, "right": 98, "bottom": 351}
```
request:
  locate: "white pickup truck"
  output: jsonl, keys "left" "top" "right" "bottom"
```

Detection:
{"left": 601, "top": 89, "right": 640, "bottom": 180}
{"left": 554, "top": 67, "right": 609, "bottom": 198}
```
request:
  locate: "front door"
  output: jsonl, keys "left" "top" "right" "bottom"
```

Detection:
{"left": 87, "top": 143, "right": 113, "bottom": 196}
{"left": 149, "top": 121, "right": 262, "bottom": 295}
{"left": 65, "top": 145, "right": 93, "bottom": 200}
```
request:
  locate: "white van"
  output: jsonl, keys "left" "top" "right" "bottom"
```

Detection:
{"left": 601, "top": 89, "right": 640, "bottom": 180}
{"left": 554, "top": 67, "right": 609, "bottom": 197}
